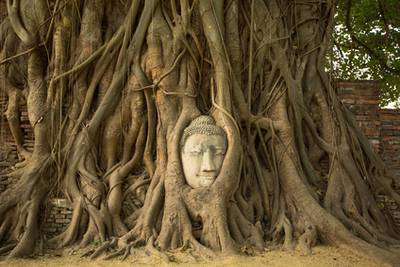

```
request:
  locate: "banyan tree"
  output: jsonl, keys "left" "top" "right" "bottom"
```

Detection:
{"left": 0, "top": 0, "right": 399, "bottom": 265}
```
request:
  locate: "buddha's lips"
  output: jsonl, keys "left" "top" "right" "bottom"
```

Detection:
{"left": 197, "top": 175, "right": 216, "bottom": 180}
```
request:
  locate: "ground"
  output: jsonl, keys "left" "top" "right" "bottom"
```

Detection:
{"left": 0, "top": 246, "right": 388, "bottom": 267}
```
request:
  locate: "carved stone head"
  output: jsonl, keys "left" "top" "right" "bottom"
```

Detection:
{"left": 180, "top": 116, "right": 227, "bottom": 188}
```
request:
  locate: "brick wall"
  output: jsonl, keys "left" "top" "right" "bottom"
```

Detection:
{"left": 337, "top": 80, "right": 400, "bottom": 229}
{"left": 0, "top": 94, "right": 33, "bottom": 192}
{"left": 336, "top": 80, "right": 381, "bottom": 151}
{"left": 336, "top": 81, "right": 400, "bottom": 180}
{"left": 379, "top": 110, "right": 400, "bottom": 227}
{"left": 0, "top": 80, "right": 399, "bottom": 235}
{"left": 380, "top": 109, "right": 400, "bottom": 179}
{"left": 42, "top": 199, "right": 73, "bottom": 238}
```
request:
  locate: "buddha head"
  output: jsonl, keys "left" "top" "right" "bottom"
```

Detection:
{"left": 180, "top": 116, "right": 227, "bottom": 188}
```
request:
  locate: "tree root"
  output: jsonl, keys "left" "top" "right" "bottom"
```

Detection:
{"left": 1, "top": 0, "right": 399, "bottom": 264}
{"left": 0, "top": 243, "right": 16, "bottom": 255}
{"left": 145, "top": 236, "right": 170, "bottom": 262}
{"left": 89, "top": 238, "right": 117, "bottom": 259}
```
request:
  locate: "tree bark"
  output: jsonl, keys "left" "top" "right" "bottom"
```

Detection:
{"left": 0, "top": 0, "right": 399, "bottom": 265}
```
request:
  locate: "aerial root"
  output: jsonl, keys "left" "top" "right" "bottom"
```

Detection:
{"left": 248, "top": 222, "right": 266, "bottom": 250}
{"left": 89, "top": 238, "right": 117, "bottom": 259}
{"left": 184, "top": 249, "right": 198, "bottom": 262}
{"left": 80, "top": 248, "right": 95, "bottom": 258}
{"left": 100, "top": 237, "right": 146, "bottom": 260}
{"left": 83, "top": 235, "right": 215, "bottom": 262}
{"left": 99, "top": 239, "right": 141, "bottom": 261}
{"left": 121, "top": 246, "right": 132, "bottom": 261}
{"left": 272, "top": 213, "right": 295, "bottom": 251}
{"left": 0, "top": 243, "right": 16, "bottom": 255}
{"left": 186, "top": 237, "right": 216, "bottom": 259}
{"left": 145, "top": 236, "right": 170, "bottom": 262}
{"left": 297, "top": 225, "right": 317, "bottom": 255}
{"left": 102, "top": 246, "right": 127, "bottom": 260}
{"left": 80, "top": 233, "right": 147, "bottom": 261}
{"left": 14, "top": 159, "right": 29, "bottom": 169}
{"left": 0, "top": 216, "right": 12, "bottom": 242}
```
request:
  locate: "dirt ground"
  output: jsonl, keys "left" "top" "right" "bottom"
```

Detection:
{"left": 0, "top": 245, "right": 388, "bottom": 267}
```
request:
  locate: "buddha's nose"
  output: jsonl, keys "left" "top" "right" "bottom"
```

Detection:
{"left": 201, "top": 150, "right": 216, "bottom": 172}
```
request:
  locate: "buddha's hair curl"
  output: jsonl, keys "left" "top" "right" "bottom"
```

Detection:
{"left": 180, "top": 115, "right": 227, "bottom": 147}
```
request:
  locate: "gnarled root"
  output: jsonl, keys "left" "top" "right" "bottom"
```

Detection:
{"left": 0, "top": 155, "right": 53, "bottom": 258}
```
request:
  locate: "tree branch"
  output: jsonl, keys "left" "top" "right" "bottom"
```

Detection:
{"left": 344, "top": 0, "right": 400, "bottom": 75}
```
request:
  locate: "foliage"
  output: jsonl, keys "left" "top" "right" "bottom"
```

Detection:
{"left": 331, "top": 0, "right": 400, "bottom": 107}
{"left": 0, "top": 0, "right": 399, "bottom": 264}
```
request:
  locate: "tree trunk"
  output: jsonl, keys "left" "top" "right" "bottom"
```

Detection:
{"left": 0, "top": 0, "right": 399, "bottom": 265}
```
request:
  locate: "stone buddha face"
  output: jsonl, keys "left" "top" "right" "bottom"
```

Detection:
{"left": 180, "top": 116, "right": 227, "bottom": 188}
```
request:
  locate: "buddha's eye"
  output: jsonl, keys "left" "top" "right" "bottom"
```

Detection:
{"left": 189, "top": 150, "right": 202, "bottom": 156}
